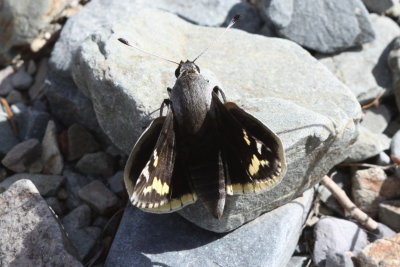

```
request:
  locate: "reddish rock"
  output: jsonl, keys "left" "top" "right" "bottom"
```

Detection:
{"left": 352, "top": 168, "right": 400, "bottom": 217}
{"left": 357, "top": 233, "right": 400, "bottom": 267}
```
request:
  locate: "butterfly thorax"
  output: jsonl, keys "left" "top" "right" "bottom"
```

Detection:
{"left": 170, "top": 61, "right": 214, "bottom": 135}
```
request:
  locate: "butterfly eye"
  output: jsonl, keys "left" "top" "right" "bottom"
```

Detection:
{"left": 175, "top": 66, "right": 181, "bottom": 78}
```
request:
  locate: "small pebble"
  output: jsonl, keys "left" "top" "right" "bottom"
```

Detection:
{"left": 11, "top": 70, "right": 33, "bottom": 90}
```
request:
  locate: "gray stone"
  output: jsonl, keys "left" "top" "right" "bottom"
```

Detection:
{"left": 72, "top": 9, "right": 360, "bottom": 232}
{"left": 346, "top": 126, "right": 391, "bottom": 162}
{"left": 61, "top": 204, "right": 92, "bottom": 234}
{"left": 375, "top": 151, "right": 391, "bottom": 165}
{"left": 362, "top": 0, "right": 398, "bottom": 13}
{"left": 78, "top": 180, "right": 119, "bottom": 215}
{"left": 0, "top": 173, "right": 65, "bottom": 197}
{"left": 0, "top": 105, "right": 19, "bottom": 156}
{"left": 12, "top": 103, "right": 50, "bottom": 141}
{"left": 63, "top": 169, "right": 93, "bottom": 210}
{"left": 391, "top": 129, "right": 400, "bottom": 159}
{"left": 361, "top": 104, "right": 393, "bottom": 133}
{"left": 326, "top": 251, "right": 354, "bottom": 267}
{"left": 41, "top": 120, "right": 64, "bottom": 175}
{"left": 352, "top": 168, "right": 400, "bottom": 217}
{"left": 46, "top": 196, "right": 64, "bottom": 216}
{"left": 371, "top": 222, "right": 396, "bottom": 241}
{"left": 0, "top": 0, "right": 75, "bottom": 65}
{"left": 68, "top": 226, "right": 102, "bottom": 260}
{"left": 287, "top": 256, "right": 310, "bottom": 267}
{"left": 379, "top": 200, "right": 400, "bottom": 232}
{"left": 260, "top": 0, "right": 374, "bottom": 53}
{"left": 0, "top": 66, "right": 14, "bottom": 96}
{"left": 318, "top": 171, "right": 350, "bottom": 216}
{"left": 27, "top": 60, "right": 37, "bottom": 75}
{"left": 223, "top": 3, "right": 264, "bottom": 33}
{"left": 92, "top": 216, "right": 108, "bottom": 228}
{"left": 1, "top": 139, "right": 41, "bottom": 172}
{"left": 318, "top": 14, "right": 400, "bottom": 104}
{"left": 106, "top": 189, "right": 314, "bottom": 267}
{"left": 0, "top": 179, "right": 81, "bottom": 266}
{"left": 67, "top": 123, "right": 100, "bottom": 161}
{"left": 76, "top": 152, "right": 116, "bottom": 177}
{"left": 313, "top": 216, "right": 369, "bottom": 266}
{"left": 107, "top": 170, "right": 125, "bottom": 196}
{"left": 0, "top": 167, "right": 7, "bottom": 182}
{"left": 29, "top": 57, "right": 49, "bottom": 99}
{"left": 6, "top": 89, "right": 24, "bottom": 104}
{"left": 11, "top": 70, "right": 33, "bottom": 90}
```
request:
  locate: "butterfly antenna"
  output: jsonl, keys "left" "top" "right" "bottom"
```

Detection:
{"left": 192, "top": 14, "right": 240, "bottom": 63}
{"left": 118, "top": 38, "right": 180, "bottom": 65}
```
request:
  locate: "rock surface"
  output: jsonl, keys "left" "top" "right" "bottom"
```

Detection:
{"left": 76, "top": 151, "right": 115, "bottom": 177}
{"left": 313, "top": 216, "right": 369, "bottom": 266}
{"left": 78, "top": 180, "right": 119, "bottom": 215}
{"left": 1, "top": 139, "right": 41, "bottom": 173}
{"left": 70, "top": 8, "right": 360, "bottom": 232}
{"left": 0, "top": 179, "right": 81, "bottom": 266}
{"left": 378, "top": 200, "right": 400, "bottom": 231}
{"left": 67, "top": 123, "right": 100, "bottom": 161}
{"left": 41, "top": 120, "right": 64, "bottom": 174}
{"left": 318, "top": 14, "right": 400, "bottom": 104}
{"left": 0, "top": 106, "right": 19, "bottom": 156}
{"left": 106, "top": 189, "right": 314, "bottom": 267}
{"left": 356, "top": 232, "right": 400, "bottom": 267}
{"left": 362, "top": 0, "right": 397, "bottom": 14}
{"left": 259, "top": 0, "right": 374, "bottom": 53}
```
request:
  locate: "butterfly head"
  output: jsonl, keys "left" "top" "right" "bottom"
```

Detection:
{"left": 175, "top": 60, "right": 201, "bottom": 78}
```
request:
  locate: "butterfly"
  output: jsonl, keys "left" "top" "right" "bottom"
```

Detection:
{"left": 120, "top": 15, "right": 286, "bottom": 219}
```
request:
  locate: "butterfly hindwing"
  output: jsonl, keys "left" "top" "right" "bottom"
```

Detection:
{"left": 212, "top": 93, "right": 286, "bottom": 195}
{"left": 124, "top": 110, "right": 196, "bottom": 213}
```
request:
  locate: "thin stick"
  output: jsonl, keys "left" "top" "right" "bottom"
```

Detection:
{"left": 321, "top": 175, "right": 378, "bottom": 231}
{"left": 0, "top": 97, "right": 18, "bottom": 136}
{"left": 338, "top": 162, "right": 398, "bottom": 170}
{"left": 361, "top": 92, "right": 384, "bottom": 109}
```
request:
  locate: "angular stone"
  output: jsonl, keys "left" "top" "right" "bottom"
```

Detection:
{"left": 0, "top": 167, "right": 7, "bottom": 182}
{"left": 41, "top": 120, "right": 64, "bottom": 175}
{"left": 346, "top": 126, "right": 391, "bottom": 162}
{"left": 287, "top": 256, "right": 310, "bottom": 267}
{"left": 362, "top": 0, "right": 397, "bottom": 13}
{"left": 11, "top": 70, "right": 33, "bottom": 90}
{"left": 27, "top": 60, "right": 37, "bottom": 75}
{"left": 107, "top": 170, "right": 125, "bottom": 196}
{"left": 361, "top": 104, "right": 393, "bottom": 133}
{"left": 68, "top": 226, "right": 102, "bottom": 260}
{"left": 46, "top": 196, "right": 64, "bottom": 216}
{"left": 356, "top": 232, "right": 400, "bottom": 267}
{"left": 1, "top": 139, "right": 41, "bottom": 172}
{"left": 29, "top": 57, "right": 49, "bottom": 99}
{"left": 61, "top": 204, "right": 92, "bottom": 234}
{"left": 0, "top": 179, "right": 81, "bottom": 266}
{"left": 106, "top": 189, "right": 314, "bottom": 267}
{"left": 379, "top": 200, "right": 400, "bottom": 232}
{"left": 0, "top": 104, "right": 19, "bottom": 156}
{"left": 223, "top": 2, "right": 264, "bottom": 33}
{"left": 67, "top": 123, "right": 100, "bottom": 161}
{"left": 352, "top": 168, "right": 400, "bottom": 217}
{"left": 12, "top": 103, "right": 50, "bottom": 141}
{"left": 318, "top": 14, "right": 400, "bottom": 104}
{"left": 260, "top": 0, "right": 374, "bottom": 53}
{"left": 63, "top": 169, "right": 93, "bottom": 210}
{"left": 6, "top": 89, "right": 24, "bottom": 104}
{"left": 372, "top": 222, "right": 396, "bottom": 241}
{"left": 78, "top": 180, "right": 119, "bottom": 215}
{"left": 313, "top": 216, "right": 369, "bottom": 266}
{"left": 326, "top": 251, "right": 354, "bottom": 267}
{"left": 76, "top": 152, "right": 116, "bottom": 177}
{"left": 0, "top": 173, "right": 65, "bottom": 197}
{"left": 71, "top": 9, "right": 361, "bottom": 232}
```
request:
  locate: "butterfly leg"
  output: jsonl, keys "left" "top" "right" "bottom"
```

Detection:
{"left": 167, "top": 87, "right": 172, "bottom": 97}
{"left": 159, "top": 98, "right": 171, "bottom": 117}
{"left": 213, "top": 86, "right": 227, "bottom": 103}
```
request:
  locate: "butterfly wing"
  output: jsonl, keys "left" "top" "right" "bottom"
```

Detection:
{"left": 211, "top": 93, "right": 286, "bottom": 195}
{"left": 124, "top": 110, "right": 197, "bottom": 213}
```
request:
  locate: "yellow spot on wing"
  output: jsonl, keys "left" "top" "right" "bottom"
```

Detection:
{"left": 249, "top": 155, "right": 260, "bottom": 175}
{"left": 153, "top": 155, "right": 159, "bottom": 167}
{"left": 143, "top": 176, "right": 170, "bottom": 195}
{"left": 243, "top": 129, "right": 251, "bottom": 146}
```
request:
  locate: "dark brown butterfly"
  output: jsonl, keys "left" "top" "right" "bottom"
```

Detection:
{"left": 120, "top": 15, "right": 286, "bottom": 219}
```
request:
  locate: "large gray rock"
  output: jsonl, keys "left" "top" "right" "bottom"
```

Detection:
{"left": 106, "top": 188, "right": 314, "bottom": 267}
{"left": 0, "top": 0, "right": 74, "bottom": 65}
{"left": 259, "top": 0, "right": 374, "bottom": 53}
{"left": 318, "top": 14, "right": 400, "bottom": 104}
{"left": 72, "top": 9, "right": 360, "bottom": 232}
{"left": 0, "top": 179, "right": 81, "bottom": 266}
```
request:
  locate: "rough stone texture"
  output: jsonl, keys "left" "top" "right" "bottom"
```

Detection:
{"left": 67, "top": 123, "right": 100, "bottom": 161}
{"left": 6, "top": 89, "right": 24, "bottom": 104}
{"left": 318, "top": 14, "right": 400, "bottom": 104}
{"left": 379, "top": 200, "right": 400, "bottom": 232}
{"left": 326, "top": 251, "right": 355, "bottom": 267}
{"left": 61, "top": 204, "right": 91, "bottom": 234}
{"left": 356, "top": 232, "right": 400, "bottom": 267}
{"left": 1, "top": 139, "right": 41, "bottom": 172}
{"left": 45, "top": 196, "right": 64, "bottom": 215}
{"left": 0, "top": 179, "right": 81, "bottom": 266}
{"left": 71, "top": 9, "right": 361, "bottom": 232}
{"left": 372, "top": 223, "right": 396, "bottom": 241}
{"left": 11, "top": 70, "right": 33, "bottom": 90}
{"left": 12, "top": 103, "right": 50, "bottom": 141}
{"left": 41, "top": 120, "right": 64, "bottom": 174}
{"left": 68, "top": 226, "right": 102, "bottom": 260}
{"left": 78, "top": 180, "right": 119, "bottom": 215}
{"left": 106, "top": 189, "right": 314, "bottom": 267}
{"left": 0, "top": 105, "right": 19, "bottom": 156}
{"left": 313, "top": 216, "right": 369, "bottom": 266}
{"left": 362, "top": 0, "right": 398, "bottom": 14}
{"left": 107, "top": 170, "right": 125, "bottom": 196}
{"left": 75, "top": 151, "right": 115, "bottom": 177}
{"left": 223, "top": 2, "right": 264, "bottom": 33}
{"left": 287, "top": 256, "right": 310, "bottom": 267}
{"left": 352, "top": 168, "right": 400, "bottom": 217}
{"left": 0, "top": 173, "right": 65, "bottom": 197}
{"left": 259, "top": 0, "right": 374, "bottom": 53}
{"left": 30, "top": 57, "right": 49, "bottom": 99}
{"left": 346, "top": 126, "right": 391, "bottom": 162}
{"left": 63, "top": 169, "right": 93, "bottom": 210}
{"left": 361, "top": 104, "right": 392, "bottom": 133}
{"left": 0, "top": 0, "right": 74, "bottom": 65}
{"left": 318, "top": 170, "right": 350, "bottom": 216}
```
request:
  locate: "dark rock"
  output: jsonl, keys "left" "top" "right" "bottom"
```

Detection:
{"left": 362, "top": 0, "right": 397, "bottom": 14}
{"left": 63, "top": 169, "right": 93, "bottom": 210}
{"left": 370, "top": 222, "right": 396, "bottom": 241}
{"left": 67, "top": 123, "right": 100, "bottom": 161}
{"left": 287, "top": 256, "right": 310, "bottom": 267}
{"left": 6, "top": 89, "right": 24, "bottom": 104}
{"left": 78, "top": 180, "right": 119, "bottom": 215}
{"left": 61, "top": 204, "right": 92, "bottom": 234}
{"left": 0, "top": 66, "right": 14, "bottom": 96}
{"left": 378, "top": 200, "right": 400, "bottom": 232}
{"left": 46, "top": 196, "right": 64, "bottom": 216}
{"left": 76, "top": 151, "right": 116, "bottom": 177}
{"left": 11, "top": 70, "right": 33, "bottom": 90}
{"left": 223, "top": 2, "right": 264, "bottom": 33}
{"left": 1, "top": 139, "right": 41, "bottom": 173}
{"left": 107, "top": 170, "right": 125, "bottom": 196}
{"left": 0, "top": 105, "right": 19, "bottom": 156}
{"left": 67, "top": 226, "right": 102, "bottom": 260}
{"left": 29, "top": 57, "right": 49, "bottom": 99}
{"left": 12, "top": 103, "right": 50, "bottom": 141}
{"left": 41, "top": 120, "right": 64, "bottom": 175}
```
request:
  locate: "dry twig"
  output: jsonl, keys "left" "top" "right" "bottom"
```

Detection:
{"left": 338, "top": 162, "right": 398, "bottom": 170}
{"left": 361, "top": 92, "right": 384, "bottom": 109}
{"left": 0, "top": 97, "right": 18, "bottom": 136}
{"left": 321, "top": 175, "right": 378, "bottom": 231}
